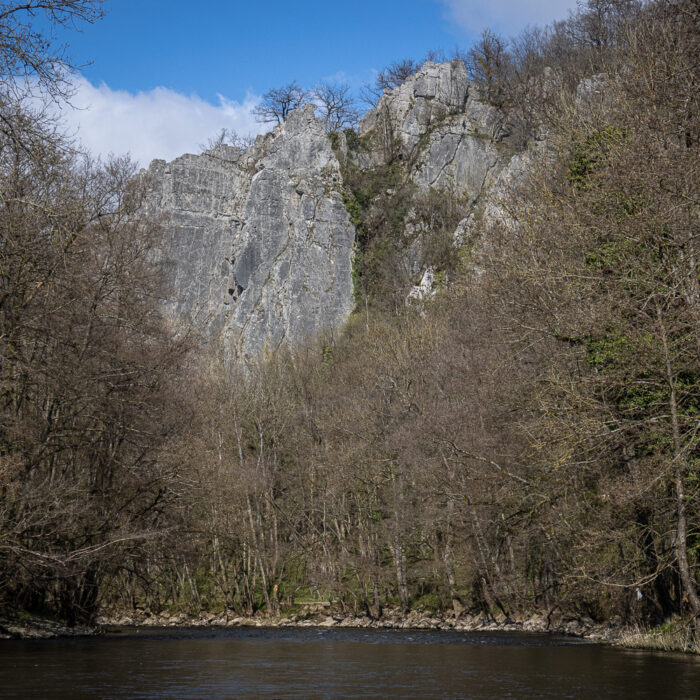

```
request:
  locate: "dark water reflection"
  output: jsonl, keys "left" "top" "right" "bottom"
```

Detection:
{"left": 1, "top": 626, "right": 699, "bottom": 698}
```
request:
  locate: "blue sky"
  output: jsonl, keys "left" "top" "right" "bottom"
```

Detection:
{"left": 51, "top": 0, "right": 578, "bottom": 165}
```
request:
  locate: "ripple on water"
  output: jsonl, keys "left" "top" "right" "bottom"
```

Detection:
{"left": 0, "top": 627, "right": 698, "bottom": 699}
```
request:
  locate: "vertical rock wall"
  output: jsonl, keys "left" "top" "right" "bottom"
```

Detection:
{"left": 146, "top": 105, "right": 355, "bottom": 357}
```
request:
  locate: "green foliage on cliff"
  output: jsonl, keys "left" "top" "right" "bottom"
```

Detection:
{"left": 568, "top": 127, "right": 624, "bottom": 190}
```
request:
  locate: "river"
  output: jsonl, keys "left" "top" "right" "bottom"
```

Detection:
{"left": 1, "top": 626, "right": 698, "bottom": 698}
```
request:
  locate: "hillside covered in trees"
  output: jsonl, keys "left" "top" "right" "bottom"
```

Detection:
{"left": 1, "top": 0, "right": 698, "bottom": 651}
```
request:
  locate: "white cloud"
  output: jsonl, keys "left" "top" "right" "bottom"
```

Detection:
{"left": 440, "top": 0, "right": 579, "bottom": 36}
{"left": 56, "top": 77, "right": 264, "bottom": 168}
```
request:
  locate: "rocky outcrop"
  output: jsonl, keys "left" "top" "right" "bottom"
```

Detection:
{"left": 146, "top": 147, "right": 250, "bottom": 337}
{"left": 359, "top": 60, "right": 470, "bottom": 154}
{"left": 146, "top": 105, "right": 355, "bottom": 357}
{"left": 146, "top": 61, "right": 549, "bottom": 354}
{"left": 0, "top": 615, "right": 97, "bottom": 639}
{"left": 352, "top": 60, "right": 537, "bottom": 297}
{"left": 357, "top": 61, "right": 508, "bottom": 202}
{"left": 409, "top": 119, "right": 500, "bottom": 202}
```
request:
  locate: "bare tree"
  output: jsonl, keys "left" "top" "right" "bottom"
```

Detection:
{"left": 311, "top": 81, "right": 358, "bottom": 132}
{"left": 0, "top": 1, "right": 199, "bottom": 625}
{"left": 252, "top": 82, "right": 308, "bottom": 125}
{"left": 0, "top": 118, "right": 193, "bottom": 622}
{"left": 360, "top": 58, "right": 420, "bottom": 108}
{"left": 0, "top": 1, "right": 104, "bottom": 98}
{"left": 204, "top": 127, "right": 255, "bottom": 150}
{"left": 465, "top": 29, "right": 512, "bottom": 108}
{"left": 359, "top": 83, "right": 382, "bottom": 109}
{"left": 377, "top": 58, "right": 419, "bottom": 92}
{"left": 566, "top": 0, "right": 642, "bottom": 50}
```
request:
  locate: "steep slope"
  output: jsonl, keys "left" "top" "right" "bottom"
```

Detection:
{"left": 357, "top": 59, "right": 508, "bottom": 202}
{"left": 147, "top": 61, "right": 536, "bottom": 353}
{"left": 340, "top": 60, "right": 535, "bottom": 298}
{"left": 146, "top": 105, "right": 355, "bottom": 356}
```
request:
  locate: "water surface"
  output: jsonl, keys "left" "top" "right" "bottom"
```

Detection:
{"left": 1, "top": 626, "right": 698, "bottom": 698}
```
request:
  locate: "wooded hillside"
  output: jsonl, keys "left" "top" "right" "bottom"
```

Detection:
{"left": 1, "top": 0, "right": 698, "bottom": 648}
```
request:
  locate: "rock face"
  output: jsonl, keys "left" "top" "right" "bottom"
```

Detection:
{"left": 146, "top": 148, "right": 249, "bottom": 336}
{"left": 355, "top": 59, "right": 535, "bottom": 296}
{"left": 358, "top": 60, "right": 508, "bottom": 202}
{"left": 146, "top": 105, "right": 355, "bottom": 356}
{"left": 147, "top": 61, "right": 547, "bottom": 354}
{"left": 409, "top": 119, "right": 500, "bottom": 202}
{"left": 359, "top": 60, "right": 470, "bottom": 154}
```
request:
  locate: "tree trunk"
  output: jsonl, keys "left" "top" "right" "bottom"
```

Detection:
{"left": 657, "top": 303, "right": 700, "bottom": 617}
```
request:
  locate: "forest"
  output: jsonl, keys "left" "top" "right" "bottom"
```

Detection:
{"left": 0, "top": 0, "right": 698, "bottom": 651}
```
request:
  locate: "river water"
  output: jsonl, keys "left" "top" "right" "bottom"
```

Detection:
{"left": 1, "top": 626, "right": 699, "bottom": 698}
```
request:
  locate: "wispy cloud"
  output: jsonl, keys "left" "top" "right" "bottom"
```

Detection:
{"left": 56, "top": 77, "right": 264, "bottom": 168}
{"left": 318, "top": 69, "right": 378, "bottom": 92}
{"left": 440, "top": 0, "right": 579, "bottom": 37}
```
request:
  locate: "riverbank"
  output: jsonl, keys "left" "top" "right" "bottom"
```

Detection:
{"left": 0, "top": 608, "right": 613, "bottom": 641}
{"left": 4, "top": 608, "right": 698, "bottom": 655}
{"left": 0, "top": 611, "right": 97, "bottom": 640}
{"left": 97, "top": 608, "right": 621, "bottom": 643}
{"left": 617, "top": 618, "right": 700, "bottom": 655}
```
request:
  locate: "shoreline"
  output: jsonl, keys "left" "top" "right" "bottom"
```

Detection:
{"left": 3, "top": 608, "right": 697, "bottom": 654}
{"left": 0, "top": 616, "right": 97, "bottom": 640}
{"left": 1, "top": 608, "right": 621, "bottom": 643}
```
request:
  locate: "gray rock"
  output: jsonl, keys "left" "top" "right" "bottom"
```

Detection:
{"left": 359, "top": 60, "right": 469, "bottom": 155}
{"left": 353, "top": 60, "right": 524, "bottom": 299}
{"left": 146, "top": 105, "right": 355, "bottom": 357}
{"left": 146, "top": 147, "right": 249, "bottom": 335}
{"left": 410, "top": 117, "right": 500, "bottom": 200}
{"left": 357, "top": 60, "right": 506, "bottom": 200}
{"left": 577, "top": 72, "right": 610, "bottom": 113}
{"left": 145, "top": 60, "right": 569, "bottom": 355}
{"left": 407, "top": 267, "right": 437, "bottom": 302}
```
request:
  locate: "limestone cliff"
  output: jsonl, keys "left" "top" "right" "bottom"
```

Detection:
{"left": 357, "top": 60, "right": 509, "bottom": 202}
{"left": 348, "top": 60, "right": 535, "bottom": 296}
{"left": 147, "top": 61, "right": 539, "bottom": 354}
{"left": 146, "top": 105, "right": 355, "bottom": 356}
